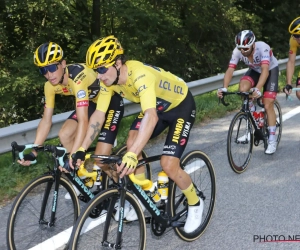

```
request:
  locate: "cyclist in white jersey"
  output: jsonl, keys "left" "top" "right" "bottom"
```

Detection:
{"left": 217, "top": 30, "right": 279, "bottom": 154}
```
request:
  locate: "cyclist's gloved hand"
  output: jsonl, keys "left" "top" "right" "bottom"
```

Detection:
{"left": 121, "top": 152, "right": 138, "bottom": 171}
{"left": 217, "top": 87, "right": 227, "bottom": 98}
{"left": 23, "top": 152, "right": 37, "bottom": 162}
{"left": 71, "top": 147, "right": 86, "bottom": 168}
{"left": 250, "top": 87, "right": 262, "bottom": 98}
{"left": 283, "top": 84, "right": 293, "bottom": 95}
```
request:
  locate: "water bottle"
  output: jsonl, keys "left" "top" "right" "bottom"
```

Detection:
{"left": 157, "top": 171, "right": 169, "bottom": 200}
{"left": 77, "top": 164, "right": 94, "bottom": 188}
{"left": 258, "top": 109, "right": 264, "bottom": 128}
{"left": 92, "top": 165, "right": 102, "bottom": 191}
{"left": 142, "top": 181, "right": 161, "bottom": 203}
{"left": 252, "top": 111, "right": 260, "bottom": 125}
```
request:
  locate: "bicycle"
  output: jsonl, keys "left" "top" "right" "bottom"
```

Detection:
{"left": 220, "top": 91, "right": 282, "bottom": 174}
{"left": 6, "top": 142, "right": 151, "bottom": 250}
{"left": 67, "top": 150, "right": 216, "bottom": 250}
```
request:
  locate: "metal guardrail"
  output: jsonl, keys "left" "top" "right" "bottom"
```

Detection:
{"left": 1, "top": 56, "right": 300, "bottom": 154}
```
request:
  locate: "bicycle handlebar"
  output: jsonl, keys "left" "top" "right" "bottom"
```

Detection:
{"left": 89, "top": 154, "right": 151, "bottom": 186}
{"left": 285, "top": 87, "right": 300, "bottom": 101}
{"left": 11, "top": 141, "right": 67, "bottom": 166}
{"left": 219, "top": 91, "right": 264, "bottom": 108}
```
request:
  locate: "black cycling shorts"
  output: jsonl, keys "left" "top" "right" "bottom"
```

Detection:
{"left": 130, "top": 90, "right": 196, "bottom": 159}
{"left": 241, "top": 66, "right": 279, "bottom": 99}
{"left": 68, "top": 94, "right": 124, "bottom": 145}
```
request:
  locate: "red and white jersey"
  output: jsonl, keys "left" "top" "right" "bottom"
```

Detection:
{"left": 228, "top": 41, "right": 278, "bottom": 73}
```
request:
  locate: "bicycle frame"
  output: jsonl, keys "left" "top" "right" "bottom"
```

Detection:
{"left": 97, "top": 153, "right": 189, "bottom": 242}
{"left": 221, "top": 92, "right": 267, "bottom": 146}
{"left": 11, "top": 142, "right": 96, "bottom": 227}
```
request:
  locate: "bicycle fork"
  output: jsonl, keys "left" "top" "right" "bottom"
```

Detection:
{"left": 39, "top": 170, "right": 61, "bottom": 227}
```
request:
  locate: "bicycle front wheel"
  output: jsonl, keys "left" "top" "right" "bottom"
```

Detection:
{"left": 69, "top": 189, "right": 146, "bottom": 250}
{"left": 169, "top": 150, "right": 216, "bottom": 241}
{"left": 7, "top": 173, "right": 80, "bottom": 250}
{"left": 227, "top": 112, "right": 254, "bottom": 173}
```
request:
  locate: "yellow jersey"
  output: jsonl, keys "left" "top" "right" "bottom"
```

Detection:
{"left": 44, "top": 64, "right": 99, "bottom": 108}
{"left": 96, "top": 60, "right": 188, "bottom": 113}
{"left": 289, "top": 36, "right": 300, "bottom": 54}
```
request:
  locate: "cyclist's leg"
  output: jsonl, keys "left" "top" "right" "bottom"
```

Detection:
{"left": 94, "top": 93, "right": 124, "bottom": 181}
{"left": 263, "top": 67, "right": 279, "bottom": 154}
{"left": 59, "top": 101, "right": 96, "bottom": 153}
{"left": 158, "top": 90, "right": 202, "bottom": 233}
{"left": 58, "top": 115, "right": 78, "bottom": 152}
{"left": 240, "top": 69, "right": 259, "bottom": 110}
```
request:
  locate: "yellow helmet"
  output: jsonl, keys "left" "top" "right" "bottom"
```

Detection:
{"left": 34, "top": 42, "right": 63, "bottom": 67}
{"left": 86, "top": 35, "right": 123, "bottom": 69}
{"left": 288, "top": 17, "right": 300, "bottom": 35}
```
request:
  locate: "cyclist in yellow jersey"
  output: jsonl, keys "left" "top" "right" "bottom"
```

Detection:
{"left": 72, "top": 35, "right": 202, "bottom": 233}
{"left": 283, "top": 17, "right": 300, "bottom": 99}
{"left": 18, "top": 42, "right": 124, "bottom": 183}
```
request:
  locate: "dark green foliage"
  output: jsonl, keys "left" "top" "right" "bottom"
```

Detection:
{"left": 0, "top": 0, "right": 299, "bottom": 127}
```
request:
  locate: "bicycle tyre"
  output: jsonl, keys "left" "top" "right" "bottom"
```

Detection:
{"left": 7, "top": 173, "right": 80, "bottom": 250}
{"left": 68, "top": 189, "right": 146, "bottom": 250}
{"left": 263, "top": 99, "right": 283, "bottom": 149}
{"left": 227, "top": 112, "right": 254, "bottom": 173}
{"left": 168, "top": 150, "right": 216, "bottom": 241}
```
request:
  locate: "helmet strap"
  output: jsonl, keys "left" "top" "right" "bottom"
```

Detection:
{"left": 59, "top": 63, "right": 66, "bottom": 84}
{"left": 112, "top": 64, "right": 120, "bottom": 85}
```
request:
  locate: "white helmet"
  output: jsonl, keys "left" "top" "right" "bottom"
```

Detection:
{"left": 235, "top": 30, "right": 256, "bottom": 49}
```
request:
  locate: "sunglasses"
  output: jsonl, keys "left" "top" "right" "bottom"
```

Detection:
{"left": 94, "top": 66, "right": 109, "bottom": 74}
{"left": 238, "top": 47, "right": 251, "bottom": 52}
{"left": 39, "top": 63, "right": 60, "bottom": 75}
{"left": 293, "top": 34, "right": 300, "bottom": 39}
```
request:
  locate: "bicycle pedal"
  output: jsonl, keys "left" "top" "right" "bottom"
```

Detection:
{"left": 145, "top": 216, "right": 151, "bottom": 224}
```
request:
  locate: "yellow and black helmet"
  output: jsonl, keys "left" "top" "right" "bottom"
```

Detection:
{"left": 288, "top": 17, "right": 300, "bottom": 35}
{"left": 86, "top": 35, "right": 123, "bottom": 69}
{"left": 34, "top": 42, "right": 63, "bottom": 67}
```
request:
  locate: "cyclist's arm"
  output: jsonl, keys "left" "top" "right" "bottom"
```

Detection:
{"left": 34, "top": 107, "right": 54, "bottom": 146}
{"left": 286, "top": 52, "right": 296, "bottom": 85}
{"left": 81, "top": 109, "right": 106, "bottom": 151}
{"left": 128, "top": 107, "right": 158, "bottom": 155}
{"left": 256, "top": 64, "right": 269, "bottom": 90}
{"left": 223, "top": 67, "right": 235, "bottom": 88}
{"left": 70, "top": 105, "right": 88, "bottom": 155}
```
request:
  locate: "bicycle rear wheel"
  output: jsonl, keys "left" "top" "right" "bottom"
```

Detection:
{"left": 227, "top": 112, "right": 254, "bottom": 173}
{"left": 68, "top": 189, "right": 146, "bottom": 250}
{"left": 169, "top": 150, "right": 216, "bottom": 241}
{"left": 263, "top": 99, "right": 283, "bottom": 148}
{"left": 7, "top": 173, "right": 80, "bottom": 250}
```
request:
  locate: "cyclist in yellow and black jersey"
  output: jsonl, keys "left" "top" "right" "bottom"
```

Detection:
{"left": 284, "top": 17, "right": 300, "bottom": 99}
{"left": 72, "top": 35, "right": 202, "bottom": 233}
{"left": 96, "top": 60, "right": 188, "bottom": 114}
{"left": 18, "top": 42, "right": 124, "bottom": 174}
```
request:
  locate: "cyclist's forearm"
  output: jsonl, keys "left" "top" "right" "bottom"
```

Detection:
{"left": 256, "top": 68, "right": 269, "bottom": 90}
{"left": 223, "top": 68, "right": 234, "bottom": 88}
{"left": 286, "top": 60, "right": 295, "bottom": 84}
{"left": 71, "top": 120, "right": 88, "bottom": 154}
{"left": 81, "top": 110, "right": 105, "bottom": 150}
{"left": 128, "top": 109, "right": 158, "bottom": 155}
{"left": 34, "top": 118, "right": 52, "bottom": 145}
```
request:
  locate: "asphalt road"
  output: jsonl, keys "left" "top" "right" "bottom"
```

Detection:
{"left": 2, "top": 92, "right": 300, "bottom": 250}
